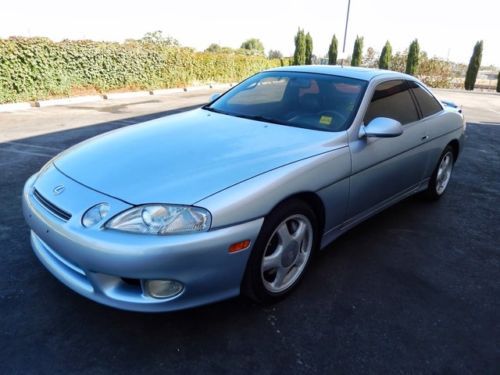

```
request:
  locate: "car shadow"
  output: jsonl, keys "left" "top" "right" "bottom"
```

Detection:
{"left": 66, "top": 99, "right": 165, "bottom": 114}
{"left": 0, "top": 104, "right": 202, "bottom": 157}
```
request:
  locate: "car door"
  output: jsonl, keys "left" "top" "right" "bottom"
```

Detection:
{"left": 406, "top": 80, "right": 448, "bottom": 177}
{"left": 347, "top": 79, "right": 428, "bottom": 218}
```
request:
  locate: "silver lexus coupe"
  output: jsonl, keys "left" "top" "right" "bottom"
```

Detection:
{"left": 23, "top": 66, "right": 465, "bottom": 312}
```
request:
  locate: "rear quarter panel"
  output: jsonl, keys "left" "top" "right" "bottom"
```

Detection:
{"left": 421, "top": 109, "right": 465, "bottom": 177}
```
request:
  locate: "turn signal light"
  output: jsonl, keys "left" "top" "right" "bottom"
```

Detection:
{"left": 228, "top": 240, "right": 251, "bottom": 253}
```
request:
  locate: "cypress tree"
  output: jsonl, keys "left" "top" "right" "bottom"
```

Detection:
{"left": 464, "top": 41, "right": 483, "bottom": 91}
{"left": 293, "top": 28, "right": 306, "bottom": 65}
{"left": 406, "top": 39, "right": 420, "bottom": 75}
{"left": 379, "top": 41, "right": 392, "bottom": 70}
{"left": 497, "top": 72, "right": 500, "bottom": 93}
{"left": 305, "top": 33, "right": 313, "bottom": 65}
{"left": 351, "top": 36, "right": 364, "bottom": 67}
{"left": 328, "top": 34, "right": 338, "bottom": 65}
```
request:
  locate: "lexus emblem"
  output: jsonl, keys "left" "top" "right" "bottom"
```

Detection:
{"left": 53, "top": 185, "right": 65, "bottom": 195}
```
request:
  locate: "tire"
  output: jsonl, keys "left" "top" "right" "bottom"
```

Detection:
{"left": 424, "top": 145, "right": 455, "bottom": 200}
{"left": 242, "top": 199, "right": 319, "bottom": 304}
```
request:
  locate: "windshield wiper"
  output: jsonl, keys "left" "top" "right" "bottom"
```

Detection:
{"left": 230, "top": 113, "right": 289, "bottom": 126}
{"left": 202, "top": 105, "right": 227, "bottom": 115}
{"left": 202, "top": 106, "right": 288, "bottom": 126}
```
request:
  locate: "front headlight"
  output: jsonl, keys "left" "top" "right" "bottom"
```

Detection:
{"left": 82, "top": 203, "right": 110, "bottom": 228}
{"left": 105, "top": 204, "right": 211, "bottom": 235}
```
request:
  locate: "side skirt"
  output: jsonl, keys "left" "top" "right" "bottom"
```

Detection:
{"left": 319, "top": 179, "right": 429, "bottom": 249}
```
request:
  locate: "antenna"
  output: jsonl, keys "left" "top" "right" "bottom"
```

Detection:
{"left": 341, "top": 0, "right": 351, "bottom": 67}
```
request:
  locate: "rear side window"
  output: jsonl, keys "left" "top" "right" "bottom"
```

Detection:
{"left": 364, "top": 80, "right": 419, "bottom": 125}
{"left": 407, "top": 80, "right": 443, "bottom": 118}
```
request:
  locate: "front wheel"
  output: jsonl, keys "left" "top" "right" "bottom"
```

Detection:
{"left": 242, "top": 200, "right": 318, "bottom": 304}
{"left": 424, "top": 145, "right": 455, "bottom": 200}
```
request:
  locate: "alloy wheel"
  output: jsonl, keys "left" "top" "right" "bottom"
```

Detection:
{"left": 260, "top": 214, "right": 313, "bottom": 293}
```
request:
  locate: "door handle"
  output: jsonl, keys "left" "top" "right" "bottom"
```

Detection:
{"left": 421, "top": 135, "right": 429, "bottom": 141}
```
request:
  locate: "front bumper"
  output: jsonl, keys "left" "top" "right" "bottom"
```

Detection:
{"left": 22, "top": 168, "right": 263, "bottom": 312}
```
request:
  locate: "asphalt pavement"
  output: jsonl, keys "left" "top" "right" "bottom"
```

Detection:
{"left": 0, "top": 89, "right": 499, "bottom": 374}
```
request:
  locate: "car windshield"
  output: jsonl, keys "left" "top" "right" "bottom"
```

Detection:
{"left": 204, "top": 71, "right": 368, "bottom": 132}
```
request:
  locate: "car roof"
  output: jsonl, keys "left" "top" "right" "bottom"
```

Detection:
{"left": 265, "top": 65, "right": 416, "bottom": 82}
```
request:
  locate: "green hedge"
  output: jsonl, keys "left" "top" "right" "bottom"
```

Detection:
{"left": 0, "top": 37, "right": 283, "bottom": 103}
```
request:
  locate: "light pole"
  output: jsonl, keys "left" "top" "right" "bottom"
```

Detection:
{"left": 341, "top": 0, "right": 351, "bottom": 67}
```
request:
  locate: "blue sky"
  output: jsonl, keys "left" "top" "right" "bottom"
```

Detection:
{"left": 1, "top": 0, "right": 498, "bottom": 66}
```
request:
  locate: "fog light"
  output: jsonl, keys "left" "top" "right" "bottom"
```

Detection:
{"left": 145, "top": 280, "right": 183, "bottom": 299}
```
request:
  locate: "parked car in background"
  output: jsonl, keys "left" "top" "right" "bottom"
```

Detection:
{"left": 23, "top": 66, "right": 465, "bottom": 312}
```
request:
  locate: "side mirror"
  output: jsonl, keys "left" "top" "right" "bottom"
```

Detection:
{"left": 361, "top": 117, "right": 403, "bottom": 138}
{"left": 209, "top": 93, "right": 221, "bottom": 102}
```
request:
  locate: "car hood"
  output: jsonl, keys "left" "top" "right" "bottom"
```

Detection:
{"left": 54, "top": 109, "right": 344, "bottom": 205}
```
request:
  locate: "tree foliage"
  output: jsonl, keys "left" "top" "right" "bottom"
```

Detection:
{"left": 279, "top": 57, "right": 293, "bottom": 66}
{"left": 205, "top": 43, "right": 223, "bottom": 53}
{"left": 205, "top": 44, "right": 242, "bottom": 54}
{"left": 293, "top": 28, "right": 306, "bottom": 65}
{"left": 240, "top": 38, "right": 265, "bottom": 55}
{"left": 406, "top": 39, "right": 420, "bottom": 75}
{"left": 268, "top": 50, "right": 283, "bottom": 59}
{"left": 464, "top": 40, "right": 483, "bottom": 90}
{"left": 362, "top": 47, "right": 378, "bottom": 68}
{"left": 140, "top": 31, "right": 179, "bottom": 46}
{"left": 305, "top": 33, "right": 313, "bottom": 65}
{"left": 417, "top": 52, "right": 453, "bottom": 88}
{"left": 390, "top": 50, "right": 407, "bottom": 73}
{"left": 0, "top": 37, "right": 281, "bottom": 103}
{"left": 379, "top": 41, "right": 392, "bottom": 70}
{"left": 391, "top": 49, "right": 453, "bottom": 88}
{"left": 328, "top": 34, "right": 338, "bottom": 65}
{"left": 351, "top": 36, "right": 363, "bottom": 67}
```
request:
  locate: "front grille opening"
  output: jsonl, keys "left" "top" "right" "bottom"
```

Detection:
{"left": 122, "top": 278, "right": 141, "bottom": 287}
{"left": 33, "top": 189, "right": 72, "bottom": 221}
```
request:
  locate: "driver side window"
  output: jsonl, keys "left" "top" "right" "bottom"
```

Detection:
{"left": 364, "top": 80, "right": 419, "bottom": 125}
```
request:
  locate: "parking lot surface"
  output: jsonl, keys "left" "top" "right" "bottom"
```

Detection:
{"left": 0, "top": 89, "right": 499, "bottom": 374}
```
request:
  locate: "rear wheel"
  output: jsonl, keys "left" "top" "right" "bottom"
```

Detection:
{"left": 242, "top": 200, "right": 318, "bottom": 304}
{"left": 424, "top": 145, "right": 455, "bottom": 200}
